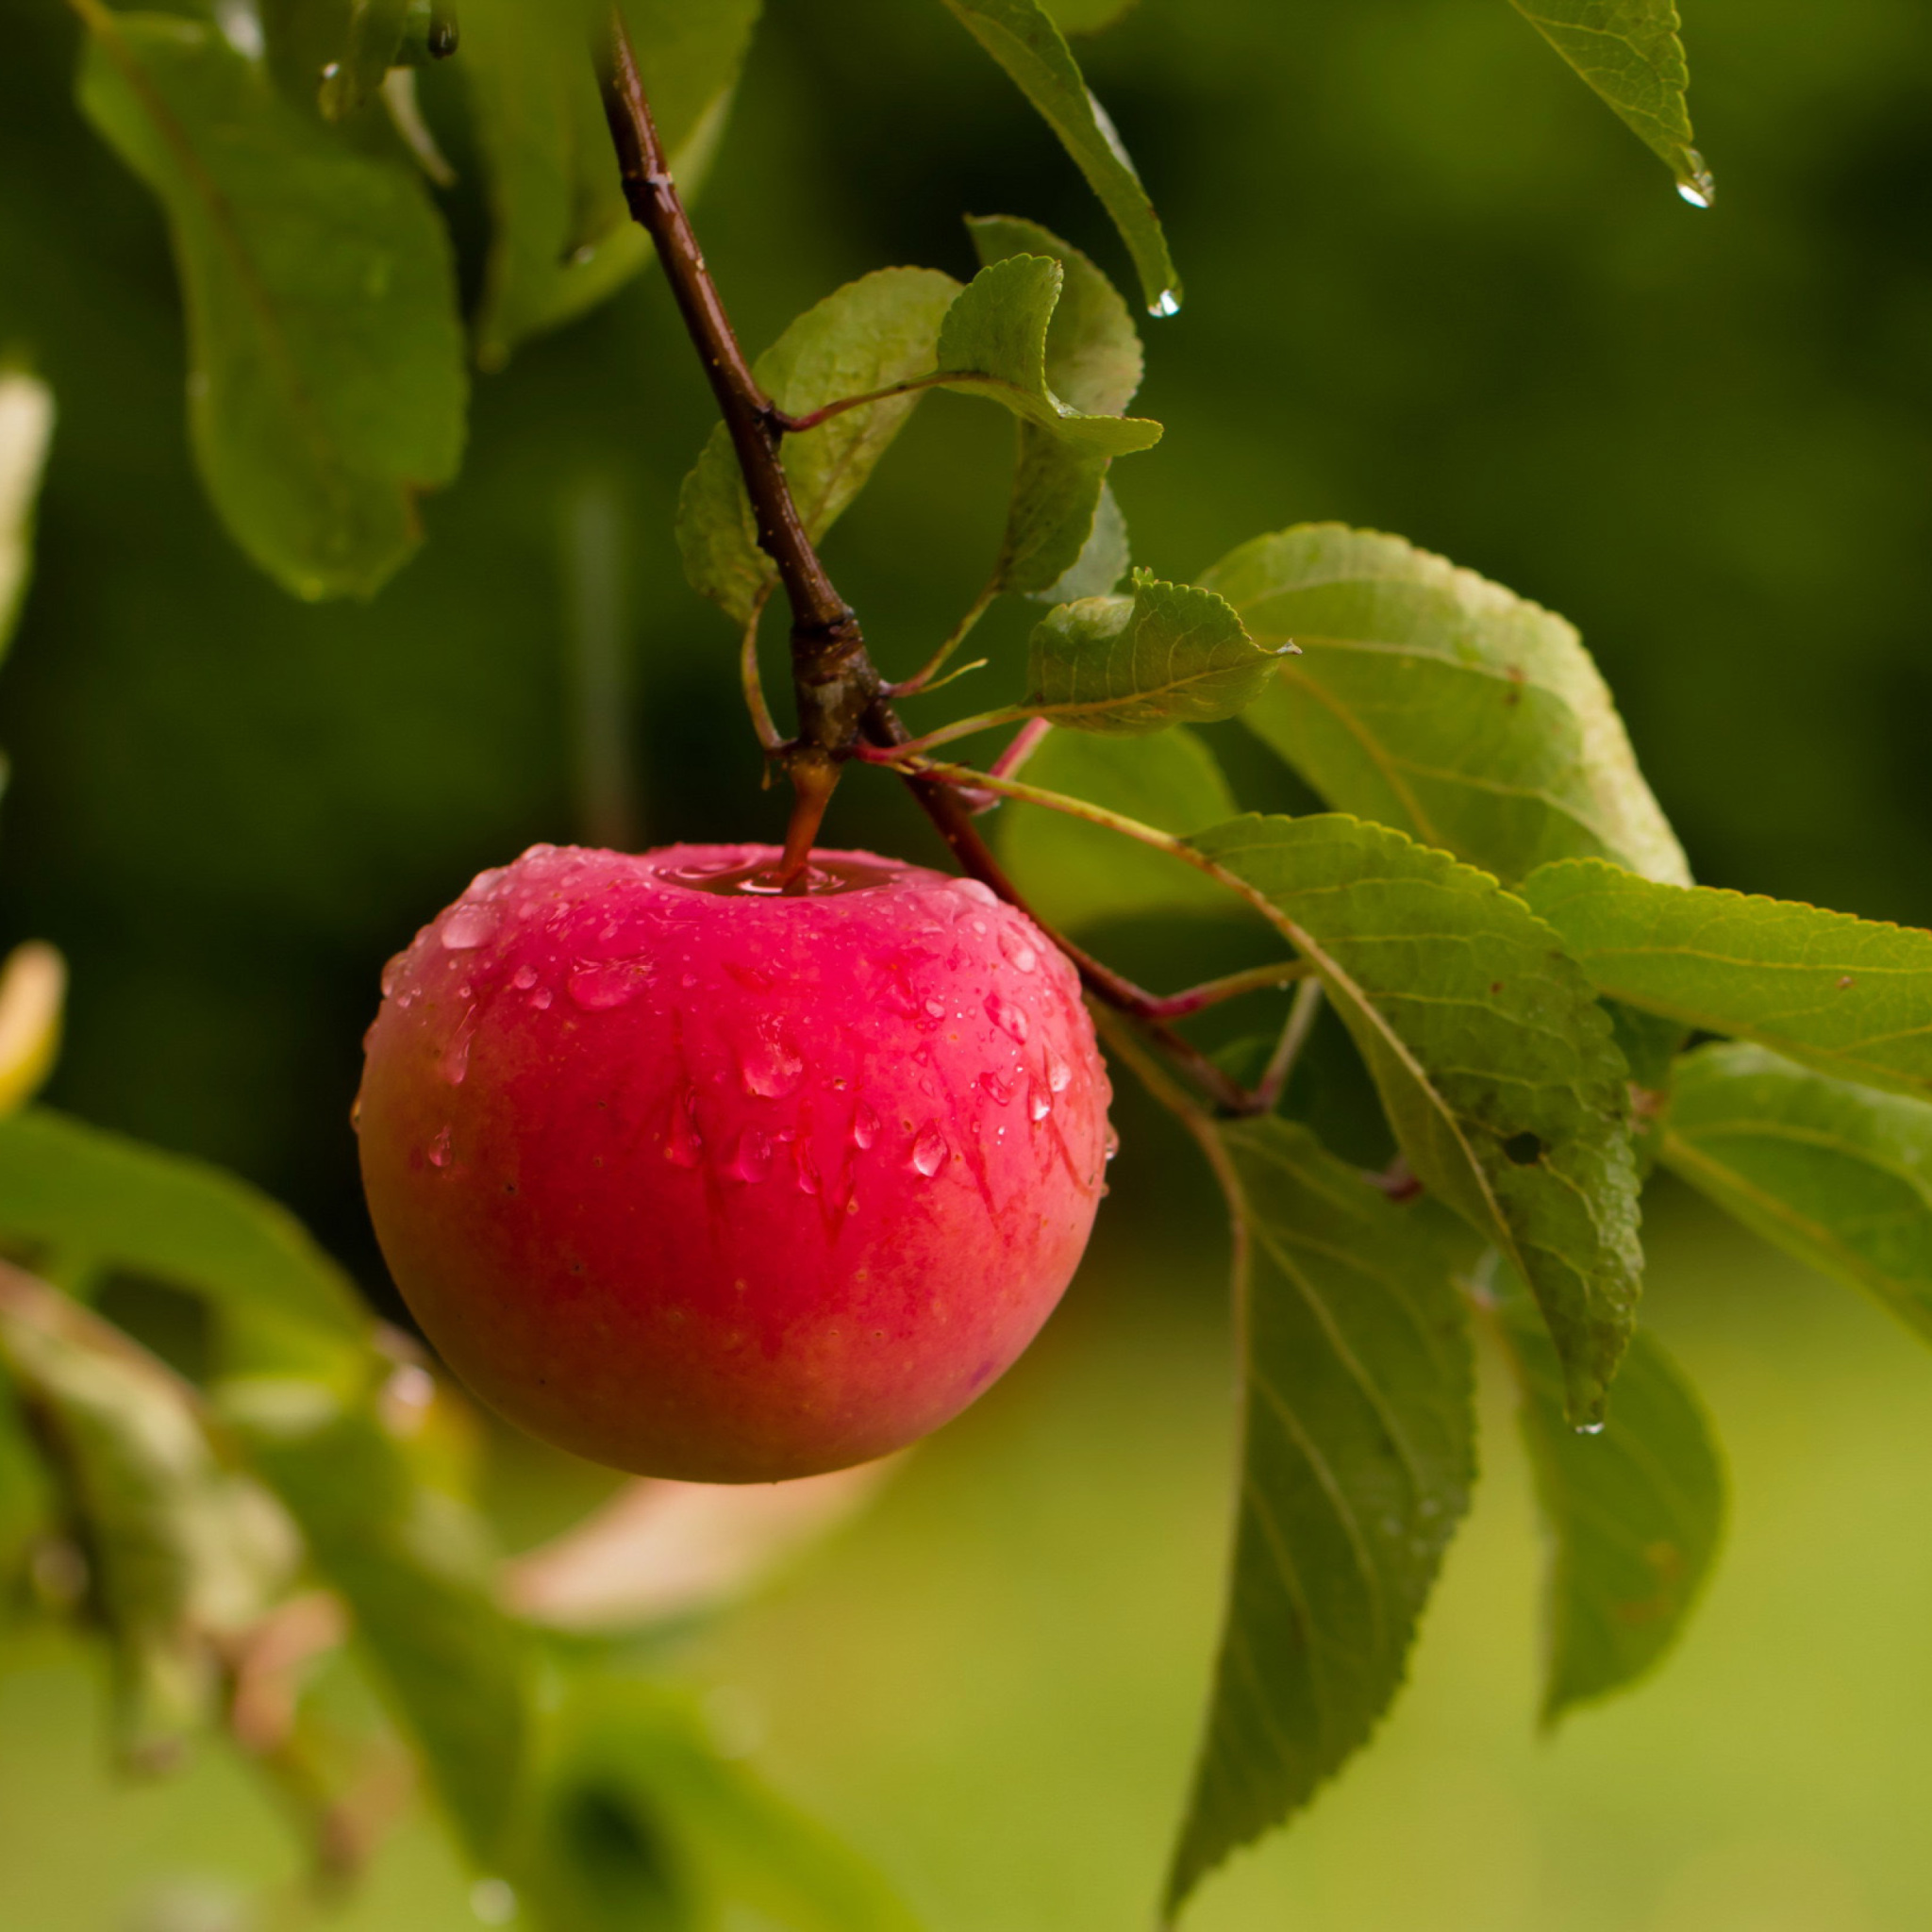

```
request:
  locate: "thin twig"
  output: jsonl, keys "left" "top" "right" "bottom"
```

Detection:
{"left": 737, "top": 587, "right": 781, "bottom": 752}
{"left": 889, "top": 580, "right": 999, "bottom": 697}
{"left": 1254, "top": 978, "right": 1324, "bottom": 1110}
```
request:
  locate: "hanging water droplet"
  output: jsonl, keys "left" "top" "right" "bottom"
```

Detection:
{"left": 986, "top": 991, "right": 1030, "bottom": 1042}
{"left": 663, "top": 1088, "right": 703, "bottom": 1168}
{"left": 510, "top": 964, "right": 539, "bottom": 991}
{"left": 1150, "top": 287, "right": 1181, "bottom": 317}
{"left": 568, "top": 959, "right": 650, "bottom": 1010}
{"left": 1574, "top": 1420, "right": 1607, "bottom": 1437}
{"left": 852, "top": 1103, "right": 879, "bottom": 1150}
{"left": 1104, "top": 1124, "right": 1120, "bottom": 1162}
{"left": 980, "top": 1071, "right": 1014, "bottom": 1106}
{"left": 427, "top": 1125, "right": 453, "bottom": 1168}
{"left": 1045, "top": 1045, "right": 1072, "bottom": 1093}
{"left": 441, "top": 904, "right": 497, "bottom": 949}
{"left": 910, "top": 1122, "right": 947, "bottom": 1177}
{"left": 1676, "top": 180, "right": 1710, "bottom": 208}
{"left": 380, "top": 954, "right": 405, "bottom": 997}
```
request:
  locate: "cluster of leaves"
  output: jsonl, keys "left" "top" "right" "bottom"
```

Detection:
{"left": 672, "top": 203, "right": 1932, "bottom": 1915}
{"left": 20, "top": 0, "right": 1922, "bottom": 1928}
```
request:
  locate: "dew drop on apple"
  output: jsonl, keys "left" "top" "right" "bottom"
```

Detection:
{"left": 998, "top": 927, "right": 1038, "bottom": 974}
{"left": 1045, "top": 1045, "right": 1072, "bottom": 1093}
{"left": 427, "top": 1125, "right": 453, "bottom": 1168}
{"left": 1028, "top": 1078, "right": 1052, "bottom": 1124}
{"left": 852, "top": 1103, "right": 879, "bottom": 1150}
{"left": 740, "top": 1028, "right": 804, "bottom": 1098}
{"left": 663, "top": 1090, "right": 703, "bottom": 1168}
{"left": 529, "top": 987, "right": 552, "bottom": 1010}
{"left": 380, "top": 954, "right": 404, "bottom": 997}
{"left": 510, "top": 964, "right": 539, "bottom": 991}
{"left": 568, "top": 960, "right": 648, "bottom": 1010}
{"left": 441, "top": 904, "right": 498, "bottom": 950}
{"left": 980, "top": 1070, "right": 1014, "bottom": 1106}
{"left": 986, "top": 992, "right": 1030, "bottom": 1042}
{"left": 729, "top": 1130, "right": 773, "bottom": 1183}
{"left": 910, "top": 1122, "right": 948, "bottom": 1177}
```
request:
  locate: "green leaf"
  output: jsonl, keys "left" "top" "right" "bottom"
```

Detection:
{"left": 1166, "top": 1120, "right": 1474, "bottom": 1914}
{"left": 1519, "top": 860, "right": 1932, "bottom": 1102}
{"left": 967, "top": 214, "right": 1141, "bottom": 596}
{"left": 317, "top": 0, "right": 410, "bottom": 120}
{"left": 463, "top": 0, "right": 759, "bottom": 369}
{"left": 522, "top": 1672, "right": 920, "bottom": 1932}
{"left": 996, "top": 724, "right": 1236, "bottom": 929}
{"left": 0, "top": 1109, "right": 368, "bottom": 1347}
{"left": 1191, "top": 815, "right": 1642, "bottom": 1423}
{"left": 936, "top": 0, "right": 1179, "bottom": 313}
{"left": 1662, "top": 1041, "right": 1932, "bottom": 1347}
{"left": 0, "top": 1365, "right": 52, "bottom": 1591}
{"left": 76, "top": 10, "right": 467, "bottom": 599}
{"left": 1024, "top": 572, "right": 1278, "bottom": 733}
{"left": 1508, "top": 0, "right": 1712, "bottom": 205}
{"left": 0, "top": 1273, "right": 298, "bottom": 1769}
{"left": 0, "top": 373, "right": 55, "bottom": 658}
{"left": 677, "top": 267, "right": 962, "bottom": 625}
{"left": 936, "top": 256, "right": 1161, "bottom": 458}
{"left": 1491, "top": 1296, "right": 1724, "bottom": 1724}
{"left": 1201, "top": 525, "right": 1689, "bottom": 888}
{"left": 222, "top": 1380, "right": 531, "bottom": 1860}
{"left": 1041, "top": 0, "right": 1137, "bottom": 29}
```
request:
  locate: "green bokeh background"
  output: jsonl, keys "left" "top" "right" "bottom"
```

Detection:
{"left": 3, "top": 0, "right": 1931, "bottom": 1924}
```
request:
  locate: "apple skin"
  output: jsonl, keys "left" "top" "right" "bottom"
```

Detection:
{"left": 355, "top": 842, "right": 1113, "bottom": 1482}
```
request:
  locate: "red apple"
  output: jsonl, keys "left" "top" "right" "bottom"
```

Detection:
{"left": 355, "top": 842, "right": 1113, "bottom": 1482}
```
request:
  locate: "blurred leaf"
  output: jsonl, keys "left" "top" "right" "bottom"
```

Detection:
{"left": 0, "top": 1268, "right": 299, "bottom": 1769}
{"left": 937, "top": 256, "right": 1161, "bottom": 457}
{"left": 678, "top": 267, "right": 960, "bottom": 624}
{"left": 0, "top": 1364, "right": 52, "bottom": 1590}
{"left": 1662, "top": 1041, "right": 1932, "bottom": 1346}
{"left": 1491, "top": 1295, "right": 1723, "bottom": 1724}
{"left": 997, "top": 724, "right": 1235, "bottom": 929}
{"left": 1191, "top": 814, "right": 1642, "bottom": 1424}
{"left": 463, "top": 0, "right": 759, "bottom": 369}
{"left": 1520, "top": 860, "right": 1932, "bottom": 1101}
{"left": 967, "top": 214, "right": 1141, "bottom": 595}
{"left": 1024, "top": 572, "right": 1275, "bottom": 733}
{"left": 222, "top": 1381, "right": 530, "bottom": 1861}
{"left": 0, "top": 371, "right": 55, "bottom": 656}
{"left": 521, "top": 1673, "right": 920, "bottom": 1932}
{"left": 75, "top": 8, "right": 467, "bottom": 598}
{"left": 1202, "top": 525, "right": 1689, "bottom": 887}
{"left": 1507, "top": 0, "right": 1712, "bottom": 205}
{"left": 936, "top": 0, "right": 1179, "bottom": 313}
{"left": 1166, "top": 1120, "right": 1474, "bottom": 1915}
{"left": 0, "top": 943, "right": 67, "bottom": 1117}
{"left": 0, "top": 1109, "right": 367, "bottom": 1348}
{"left": 1605, "top": 1000, "right": 1687, "bottom": 1176}
{"left": 1041, "top": 0, "right": 1136, "bottom": 30}
{"left": 317, "top": 0, "right": 410, "bottom": 120}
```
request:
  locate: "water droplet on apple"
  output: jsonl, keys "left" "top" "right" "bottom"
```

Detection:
{"left": 441, "top": 904, "right": 497, "bottom": 949}
{"left": 740, "top": 1025, "right": 804, "bottom": 1098}
{"left": 1028, "top": 1079, "right": 1052, "bottom": 1124}
{"left": 956, "top": 879, "right": 998, "bottom": 908}
{"left": 1045, "top": 1045, "right": 1072, "bottom": 1093}
{"left": 663, "top": 1089, "right": 703, "bottom": 1168}
{"left": 1104, "top": 1125, "right": 1120, "bottom": 1162}
{"left": 568, "top": 959, "right": 650, "bottom": 1010}
{"left": 924, "top": 998, "right": 947, "bottom": 1019}
{"left": 380, "top": 954, "right": 405, "bottom": 997}
{"left": 728, "top": 1130, "right": 773, "bottom": 1183}
{"left": 910, "top": 1123, "right": 947, "bottom": 1177}
{"left": 529, "top": 987, "right": 552, "bottom": 1010}
{"left": 794, "top": 1142, "right": 822, "bottom": 1195}
{"left": 980, "top": 1071, "right": 1014, "bottom": 1106}
{"left": 852, "top": 1103, "right": 879, "bottom": 1150}
{"left": 986, "top": 992, "right": 1030, "bottom": 1042}
{"left": 510, "top": 964, "right": 538, "bottom": 991}
{"left": 440, "top": 1024, "right": 475, "bottom": 1085}
{"left": 999, "top": 927, "right": 1039, "bottom": 974}
{"left": 427, "top": 1125, "right": 452, "bottom": 1168}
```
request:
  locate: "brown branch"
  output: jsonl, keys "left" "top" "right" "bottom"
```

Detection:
{"left": 591, "top": 10, "right": 1257, "bottom": 1117}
